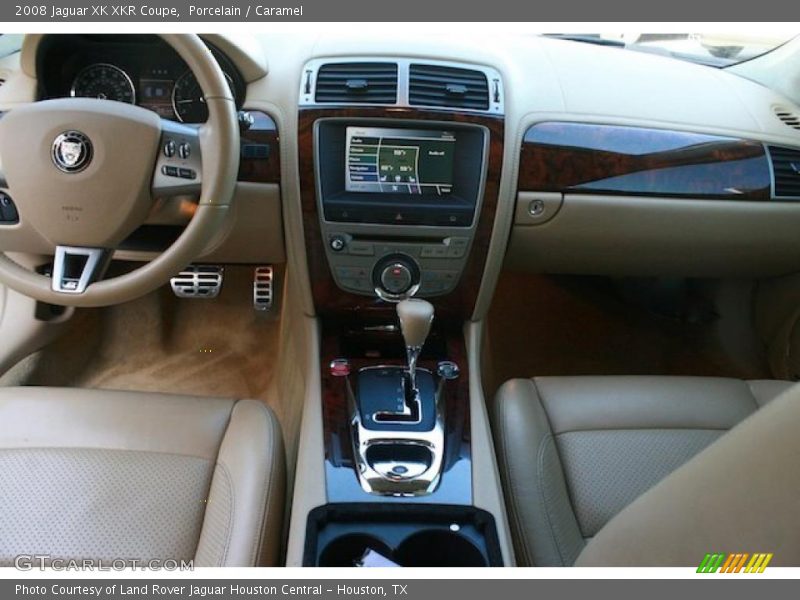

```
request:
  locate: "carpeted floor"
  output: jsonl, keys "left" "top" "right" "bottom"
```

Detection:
{"left": 485, "top": 272, "right": 770, "bottom": 398}
{"left": 3, "top": 266, "right": 281, "bottom": 404}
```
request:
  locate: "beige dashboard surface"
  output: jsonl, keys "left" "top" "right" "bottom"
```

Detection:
{"left": 4, "top": 32, "right": 800, "bottom": 314}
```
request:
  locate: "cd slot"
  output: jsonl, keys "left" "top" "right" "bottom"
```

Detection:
{"left": 351, "top": 234, "right": 446, "bottom": 245}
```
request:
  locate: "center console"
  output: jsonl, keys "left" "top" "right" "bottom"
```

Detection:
{"left": 296, "top": 57, "right": 506, "bottom": 567}
{"left": 315, "top": 119, "right": 488, "bottom": 301}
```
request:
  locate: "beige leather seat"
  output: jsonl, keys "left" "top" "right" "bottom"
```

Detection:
{"left": 493, "top": 376, "right": 796, "bottom": 566}
{"left": 0, "top": 387, "right": 285, "bottom": 567}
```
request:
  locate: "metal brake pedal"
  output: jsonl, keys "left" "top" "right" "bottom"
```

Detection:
{"left": 170, "top": 265, "right": 224, "bottom": 299}
{"left": 253, "top": 266, "right": 274, "bottom": 311}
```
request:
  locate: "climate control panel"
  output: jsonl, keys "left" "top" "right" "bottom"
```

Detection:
{"left": 324, "top": 231, "right": 472, "bottom": 300}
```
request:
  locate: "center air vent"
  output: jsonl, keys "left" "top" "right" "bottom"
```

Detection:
{"left": 773, "top": 106, "right": 800, "bottom": 131}
{"left": 315, "top": 62, "right": 398, "bottom": 104}
{"left": 768, "top": 145, "right": 800, "bottom": 198}
{"left": 409, "top": 64, "right": 490, "bottom": 111}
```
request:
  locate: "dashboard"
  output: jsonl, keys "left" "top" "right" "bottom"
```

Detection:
{"left": 35, "top": 35, "right": 246, "bottom": 123}
{"left": 5, "top": 31, "right": 800, "bottom": 305}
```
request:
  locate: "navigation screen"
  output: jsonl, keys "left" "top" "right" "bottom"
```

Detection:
{"left": 345, "top": 127, "right": 456, "bottom": 195}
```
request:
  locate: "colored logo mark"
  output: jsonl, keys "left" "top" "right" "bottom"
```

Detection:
{"left": 697, "top": 553, "right": 773, "bottom": 573}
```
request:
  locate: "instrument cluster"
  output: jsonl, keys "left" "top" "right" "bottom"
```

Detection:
{"left": 38, "top": 35, "right": 246, "bottom": 123}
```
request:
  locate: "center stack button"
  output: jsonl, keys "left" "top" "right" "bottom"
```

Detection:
{"left": 381, "top": 263, "right": 413, "bottom": 294}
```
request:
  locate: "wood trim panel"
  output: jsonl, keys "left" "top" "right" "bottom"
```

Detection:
{"left": 298, "top": 107, "right": 504, "bottom": 320}
{"left": 519, "top": 121, "right": 771, "bottom": 200}
{"left": 238, "top": 110, "right": 280, "bottom": 184}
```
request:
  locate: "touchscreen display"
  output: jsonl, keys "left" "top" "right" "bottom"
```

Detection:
{"left": 345, "top": 127, "right": 456, "bottom": 195}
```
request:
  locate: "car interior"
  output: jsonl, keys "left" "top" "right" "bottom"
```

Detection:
{"left": 0, "top": 32, "right": 799, "bottom": 568}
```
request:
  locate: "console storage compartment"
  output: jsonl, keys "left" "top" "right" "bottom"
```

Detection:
{"left": 304, "top": 503, "right": 503, "bottom": 567}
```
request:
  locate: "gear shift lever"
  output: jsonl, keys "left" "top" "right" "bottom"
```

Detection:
{"left": 396, "top": 298, "right": 434, "bottom": 397}
{"left": 348, "top": 297, "right": 449, "bottom": 495}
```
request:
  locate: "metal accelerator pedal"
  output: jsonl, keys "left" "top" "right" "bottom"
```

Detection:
{"left": 253, "top": 266, "right": 274, "bottom": 311}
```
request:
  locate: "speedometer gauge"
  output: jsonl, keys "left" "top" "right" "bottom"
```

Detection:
{"left": 70, "top": 64, "right": 136, "bottom": 104}
{"left": 172, "top": 70, "right": 234, "bottom": 123}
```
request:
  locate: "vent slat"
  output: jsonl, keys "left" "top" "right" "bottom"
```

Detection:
{"left": 769, "top": 145, "right": 800, "bottom": 198}
{"left": 773, "top": 105, "right": 800, "bottom": 131}
{"left": 315, "top": 62, "right": 398, "bottom": 105}
{"left": 409, "top": 64, "right": 489, "bottom": 111}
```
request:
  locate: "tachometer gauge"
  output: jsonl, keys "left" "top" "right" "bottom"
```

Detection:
{"left": 172, "top": 70, "right": 234, "bottom": 123}
{"left": 70, "top": 63, "right": 136, "bottom": 104}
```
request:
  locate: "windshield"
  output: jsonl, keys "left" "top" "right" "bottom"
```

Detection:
{"left": 0, "top": 34, "right": 23, "bottom": 59}
{"left": 547, "top": 33, "right": 795, "bottom": 67}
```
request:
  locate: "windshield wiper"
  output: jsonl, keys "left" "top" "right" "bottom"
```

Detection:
{"left": 543, "top": 34, "right": 626, "bottom": 48}
{"left": 543, "top": 34, "right": 727, "bottom": 67}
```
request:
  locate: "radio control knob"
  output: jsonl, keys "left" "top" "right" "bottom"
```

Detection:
{"left": 373, "top": 254, "right": 420, "bottom": 300}
{"left": 380, "top": 262, "right": 413, "bottom": 295}
{"left": 329, "top": 235, "right": 347, "bottom": 252}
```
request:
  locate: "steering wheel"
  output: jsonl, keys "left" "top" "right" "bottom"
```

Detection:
{"left": 0, "top": 34, "right": 239, "bottom": 307}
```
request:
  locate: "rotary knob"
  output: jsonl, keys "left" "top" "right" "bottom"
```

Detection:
{"left": 381, "top": 263, "right": 413, "bottom": 294}
{"left": 329, "top": 235, "right": 347, "bottom": 252}
{"left": 373, "top": 254, "right": 420, "bottom": 299}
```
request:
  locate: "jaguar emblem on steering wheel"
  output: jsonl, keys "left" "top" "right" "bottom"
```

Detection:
{"left": 52, "top": 130, "right": 93, "bottom": 173}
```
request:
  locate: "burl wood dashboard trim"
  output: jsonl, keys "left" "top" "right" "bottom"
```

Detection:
{"left": 519, "top": 121, "right": 771, "bottom": 200}
{"left": 298, "top": 107, "right": 504, "bottom": 320}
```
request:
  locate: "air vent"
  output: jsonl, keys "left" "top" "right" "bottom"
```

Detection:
{"left": 768, "top": 145, "right": 800, "bottom": 198}
{"left": 314, "top": 62, "right": 398, "bottom": 104}
{"left": 774, "top": 105, "right": 800, "bottom": 131}
{"left": 409, "top": 64, "right": 490, "bottom": 111}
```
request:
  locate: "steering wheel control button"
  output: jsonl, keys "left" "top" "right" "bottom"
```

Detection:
{"left": 178, "top": 168, "right": 196, "bottom": 180}
{"left": 329, "top": 235, "right": 347, "bottom": 252}
{"left": 51, "top": 130, "right": 93, "bottom": 173}
{"left": 380, "top": 263, "right": 413, "bottom": 295}
{"left": 162, "top": 165, "right": 179, "bottom": 177}
{"left": 178, "top": 143, "right": 191, "bottom": 159}
{"left": 163, "top": 140, "right": 176, "bottom": 158}
{"left": 0, "top": 193, "right": 19, "bottom": 224}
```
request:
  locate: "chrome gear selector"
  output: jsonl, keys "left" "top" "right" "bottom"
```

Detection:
{"left": 341, "top": 297, "right": 460, "bottom": 496}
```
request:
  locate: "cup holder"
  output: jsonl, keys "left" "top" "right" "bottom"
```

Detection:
{"left": 318, "top": 534, "right": 393, "bottom": 567}
{"left": 305, "top": 504, "right": 502, "bottom": 567}
{"left": 395, "top": 530, "right": 487, "bottom": 567}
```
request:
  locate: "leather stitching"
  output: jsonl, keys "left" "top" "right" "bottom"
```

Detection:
{"left": 216, "top": 462, "right": 235, "bottom": 566}
{"left": 258, "top": 404, "right": 281, "bottom": 566}
{"left": 497, "top": 384, "right": 534, "bottom": 567}
{"left": 537, "top": 433, "right": 567, "bottom": 566}
{"left": 533, "top": 378, "right": 585, "bottom": 566}
{"left": 249, "top": 401, "right": 279, "bottom": 566}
